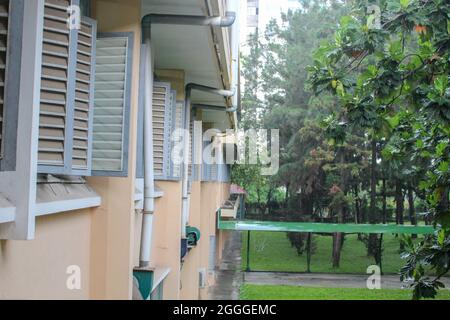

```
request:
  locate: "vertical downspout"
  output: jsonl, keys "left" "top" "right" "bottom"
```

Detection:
{"left": 139, "top": 27, "right": 155, "bottom": 268}
{"left": 230, "top": 0, "right": 240, "bottom": 130}
{"left": 181, "top": 87, "right": 192, "bottom": 238}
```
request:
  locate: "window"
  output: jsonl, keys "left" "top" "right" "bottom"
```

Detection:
{"left": 92, "top": 32, "right": 133, "bottom": 176}
{"left": 201, "top": 140, "right": 212, "bottom": 182}
{"left": 152, "top": 82, "right": 171, "bottom": 179}
{"left": 187, "top": 111, "right": 195, "bottom": 189}
{"left": 38, "top": 0, "right": 97, "bottom": 175}
{"left": 136, "top": 81, "right": 185, "bottom": 181}
{"left": 0, "top": 0, "right": 24, "bottom": 172}
{"left": 169, "top": 97, "right": 184, "bottom": 180}
{"left": 38, "top": 2, "right": 133, "bottom": 177}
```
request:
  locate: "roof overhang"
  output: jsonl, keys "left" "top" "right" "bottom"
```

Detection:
{"left": 142, "top": 0, "right": 235, "bottom": 129}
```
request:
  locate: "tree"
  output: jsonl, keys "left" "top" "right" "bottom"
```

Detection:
{"left": 308, "top": 0, "right": 450, "bottom": 299}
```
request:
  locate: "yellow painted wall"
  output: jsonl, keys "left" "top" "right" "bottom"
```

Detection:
{"left": 149, "top": 70, "right": 185, "bottom": 300}
{"left": 151, "top": 180, "right": 183, "bottom": 300}
{"left": 0, "top": 211, "right": 92, "bottom": 299}
{"left": 0, "top": 0, "right": 235, "bottom": 300}
{"left": 180, "top": 182, "right": 230, "bottom": 300}
{"left": 0, "top": 0, "right": 142, "bottom": 300}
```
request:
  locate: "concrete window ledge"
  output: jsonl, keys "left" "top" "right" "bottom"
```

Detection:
{"left": 35, "top": 175, "right": 101, "bottom": 217}
{"left": 154, "top": 186, "right": 164, "bottom": 199}
{"left": 0, "top": 194, "right": 15, "bottom": 224}
{"left": 134, "top": 185, "right": 165, "bottom": 203}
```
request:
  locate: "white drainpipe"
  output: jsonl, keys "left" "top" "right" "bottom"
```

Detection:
{"left": 139, "top": 32, "right": 155, "bottom": 268}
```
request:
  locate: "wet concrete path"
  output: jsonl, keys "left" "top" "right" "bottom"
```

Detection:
{"left": 209, "top": 232, "right": 243, "bottom": 300}
{"left": 244, "top": 272, "right": 450, "bottom": 290}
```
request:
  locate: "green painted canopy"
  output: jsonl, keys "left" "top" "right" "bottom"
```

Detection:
{"left": 218, "top": 219, "right": 435, "bottom": 235}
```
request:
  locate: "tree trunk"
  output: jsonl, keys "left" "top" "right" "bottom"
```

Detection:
{"left": 285, "top": 183, "right": 290, "bottom": 208}
{"left": 368, "top": 139, "right": 379, "bottom": 257}
{"left": 267, "top": 188, "right": 273, "bottom": 214}
{"left": 395, "top": 181, "right": 404, "bottom": 225}
{"left": 354, "top": 185, "right": 360, "bottom": 224}
{"left": 395, "top": 180, "right": 405, "bottom": 251}
{"left": 408, "top": 186, "right": 417, "bottom": 238}
{"left": 382, "top": 178, "right": 387, "bottom": 224}
{"left": 332, "top": 233, "right": 343, "bottom": 268}
{"left": 332, "top": 148, "right": 346, "bottom": 267}
{"left": 437, "top": 186, "right": 449, "bottom": 220}
{"left": 369, "top": 139, "right": 378, "bottom": 223}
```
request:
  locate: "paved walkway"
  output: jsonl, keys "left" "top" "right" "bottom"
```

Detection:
{"left": 244, "top": 272, "right": 450, "bottom": 290}
{"left": 209, "top": 232, "right": 243, "bottom": 300}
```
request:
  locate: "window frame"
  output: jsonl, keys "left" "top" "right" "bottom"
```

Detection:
{"left": 0, "top": 0, "right": 25, "bottom": 172}
{"left": 165, "top": 95, "right": 184, "bottom": 181}
{"left": 153, "top": 81, "right": 171, "bottom": 180}
{"left": 91, "top": 32, "right": 134, "bottom": 177}
{"left": 37, "top": 5, "right": 98, "bottom": 176}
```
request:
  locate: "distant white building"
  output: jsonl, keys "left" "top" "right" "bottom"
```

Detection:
{"left": 247, "top": 0, "right": 260, "bottom": 36}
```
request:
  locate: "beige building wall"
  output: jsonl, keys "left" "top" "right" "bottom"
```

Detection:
{"left": 150, "top": 69, "right": 232, "bottom": 300}
{"left": 0, "top": 0, "right": 235, "bottom": 300}
{"left": 150, "top": 70, "right": 185, "bottom": 300}
{"left": 151, "top": 181, "right": 183, "bottom": 300}
{"left": 0, "top": 211, "right": 92, "bottom": 299}
{"left": 88, "top": 0, "right": 141, "bottom": 300}
{"left": 180, "top": 182, "right": 230, "bottom": 300}
{"left": 0, "top": 0, "right": 142, "bottom": 300}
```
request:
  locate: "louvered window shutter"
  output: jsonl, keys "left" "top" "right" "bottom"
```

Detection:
{"left": 38, "top": 0, "right": 97, "bottom": 175}
{"left": 163, "top": 90, "right": 174, "bottom": 177}
{"left": 168, "top": 93, "right": 184, "bottom": 180}
{"left": 188, "top": 114, "right": 194, "bottom": 184}
{"left": 0, "top": 0, "right": 7, "bottom": 161}
{"left": 211, "top": 161, "right": 218, "bottom": 182}
{"left": 92, "top": 33, "right": 133, "bottom": 176}
{"left": 38, "top": 0, "right": 72, "bottom": 172}
{"left": 201, "top": 140, "right": 211, "bottom": 182}
{"left": 0, "top": 0, "right": 24, "bottom": 172}
{"left": 72, "top": 17, "right": 96, "bottom": 174}
{"left": 153, "top": 82, "right": 171, "bottom": 179}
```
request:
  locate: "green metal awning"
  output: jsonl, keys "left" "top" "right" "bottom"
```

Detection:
{"left": 218, "top": 219, "right": 435, "bottom": 235}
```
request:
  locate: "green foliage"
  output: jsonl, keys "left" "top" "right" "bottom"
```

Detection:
{"left": 400, "top": 229, "right": 450, "bottom": 300}
{"left": 308, "top": 0, "right": 450, "bottom": 299}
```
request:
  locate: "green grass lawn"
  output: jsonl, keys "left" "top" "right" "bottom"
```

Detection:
{"left": 241, "top": 232, "right": 411, "bottom": 274}
{"left": 240, "top": 284, "right": 450, "bottom": 300}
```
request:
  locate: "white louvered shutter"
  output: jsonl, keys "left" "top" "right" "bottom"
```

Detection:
{"left": 153, "top": 82, "right": 170, "bottom": 179}
{"left": 0, "top": 0, "right": 24, "bottom": 172}
{"left": 0, "top": 0, "right": 9, "bottom": 159}
{"left": 170, "top": 99, "right": 184, "bottom": 179}
{"left": 92, "top": 33, "right": 133, "bottom": 176}
{"left": 188, "top": 115, "right": 194, "bottom": 182}
{"left": 38, "top": 0, "right": 72, "bottom": 169}
{"left": 72, "top": 17, "right": 95, "bottom": 172}
{"left": 211, "top": 161, "right": 218, "bottom": 182}
{"left": 164, "top": 90, "right": 174, "bottom": 176}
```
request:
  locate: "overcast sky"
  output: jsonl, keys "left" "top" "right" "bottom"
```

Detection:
{"left": 240, "top": 0, "right": 302, "bottom": 46}
{"left": 259, "top": 0, "right": 301, "bottom": 28}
